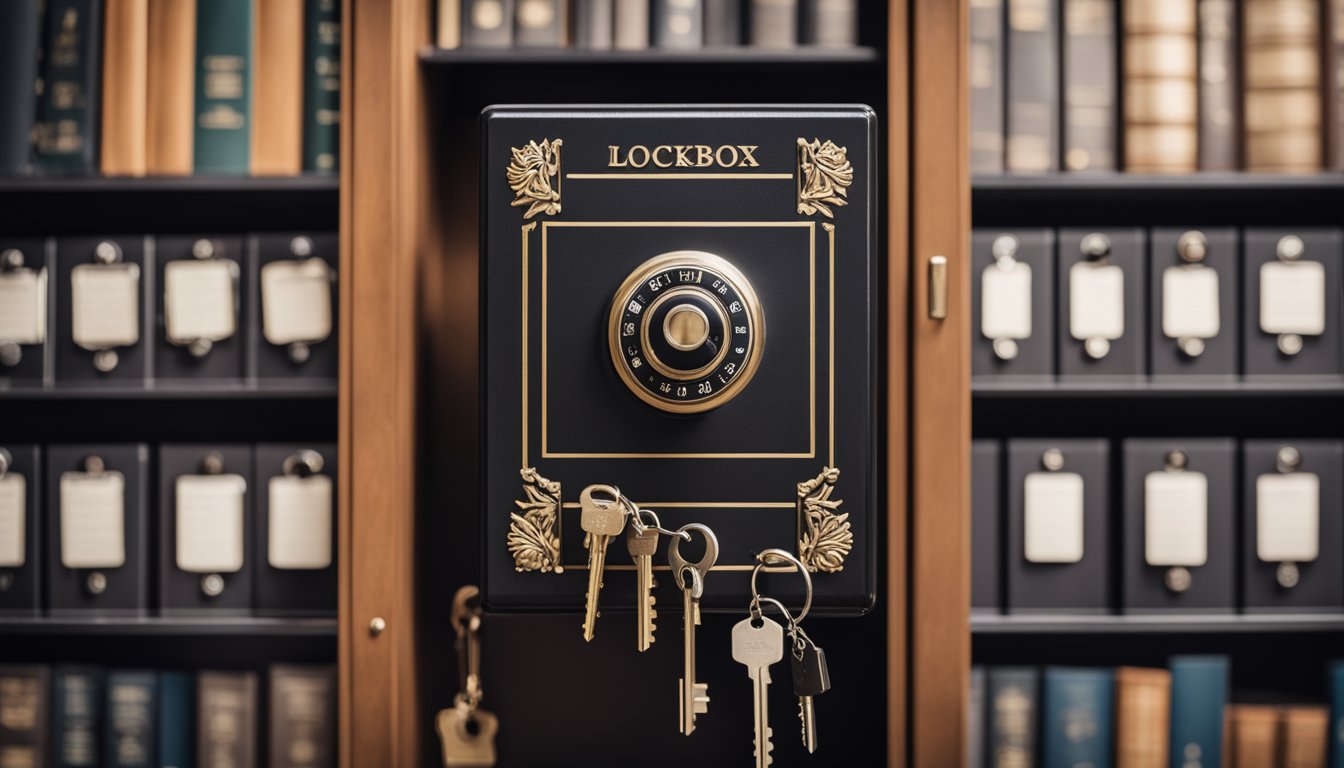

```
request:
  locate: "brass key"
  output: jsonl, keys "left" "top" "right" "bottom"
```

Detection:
{"left": 626, "top": 517, "right": 659, "bottom": 652}
{"left": 668, "top": 522, "right": 719, "bottom": 735}
{"left": 579, "top": 484, "right": 628, "bottom": 642}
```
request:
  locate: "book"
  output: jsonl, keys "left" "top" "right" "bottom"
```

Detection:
{"left": 437, "top": 0, "right": 461, "bottom": 48}
{"left": 1169, "top": 656, "right": 1228, "bottom": 768}
{"left": 268, "top": 665, "right": 336, "bottom": 768}
{"left": 1041, "top": 667, "right": 1114, "bottom": 768}
{"left": 514, "top": 0, "right": 567, "bottom": 47}
{"left": 968, "top": 666, "right": 986, "bottom": 767}
{"left": 1114, "top": 667, "right": 1171, "bottom": 768}
{"left": 654, "top": 0, "right": 704, "bottom": 48}
{"left": 0, "top": 665, "right": 50, "bottom": 768}
{"left": 803, "top": 0, "right": 858, "bottom": 46}
{"left": 1123, "top": 0, "right": 1197, "bottom": 173}
{"left": 52, "top": 665, "right": 105, "bottom": 768}
{"left": 1328, "top": 0, "right": 1344, "bottom": 169}
{"left": 303, "top": 0, "right": 340, "bottom": 174}
{"left": 704, "top": 0, "right": 741, "bottom": 46}
{"left": 613, "top": 0, "right": 649, "bottom": 49}
{"left": 1243, "top": 0, "right": 1322, "bottom": 172}
{"left": 1282, "top": 706, "right": 1329, "bottom": 768}
{"left": 461, "top": 0, "right": 514, "bottom": 47}
{"left": 573, "top": 0, "right": 614, "bottom": 49}
{"left": 987, "top": 667, "right": 1038, "bottom": 768}
{"left": 194, "top": 0, "right": 253, "bottom": 175}
{"left": 1005, "top": 0, "right": 1058, "bottom": 172}
{"left": 105, "top": 670, "right": 157, "bottom": 768}
{"left": 969, "top": 0, "right": 1003, "bottom": 174}
{"left": 34, "top": 0, "right": 102, "bottom": 173}
{"left": 146, "top": 0, "right": 196, "bottom": 175}
{"left": 197, "top": 671, "right": 258, "bottom": 768}
{"left": 1228, "top": 705, "right": 1280, "bottom": 768}
{"left": 0, "top": 1, "right": 41, "bottom": 175}
{"left": 1062, "top": 0, "right": 1116, "bottom": 171}
{"left": 253, "top": 0, "right": 304, "bottom": 176}
{"left": 1332, "top": 661, "right": 1344, "bottom": 768}
{"left": 158, "top": 672, "right": 194, "bottom": 768}
{"left": 1198, "top": 0, "right": 1238, "bottom": 170}
{"left": 100, "top": 0, "right": 149, "bottom": 177}
{"left": 750, "top": 0, "right": 799, "bottom": 48}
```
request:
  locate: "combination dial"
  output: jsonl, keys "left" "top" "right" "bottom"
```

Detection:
{"left": 608, "top": 251, "right": 764, "bottom": 414}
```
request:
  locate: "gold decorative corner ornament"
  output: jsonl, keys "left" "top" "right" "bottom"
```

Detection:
{"left": 796, "top": 138, "right": 853, "bottom": 219}
{"left": 507, "top": 139, "right": 563, "bottom": 218}
{"left": 797, "top": 466, "right": 851, "bottom": 573}
{"left": 508, "top": 467, "right": 563, "bottom": 573}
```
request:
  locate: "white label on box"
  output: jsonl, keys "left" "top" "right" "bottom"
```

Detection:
{"left": 261, "top": 259, "right": 333, "bottom": 346}
{"left": 1023, "top": 471, "right": 1085, "bottom": 564}
{"left": 1162, "top": 266, "right": 1220, "bottom": 340}
{"left": 0, "top": 269, "right": 46, "bottom": 344}
{"left": 71, "top": 264, "right": 140, "bottom": 348}
{"left": 268, "top": 474, "right": 333, "bottom": 570}
{"left": 164, "top": 260, "right": 238, "bottom": 343}
{"left": 175, "top": 474, "right": 246, "bottom": 573}
{"left": 1260, "top": 261, "right": 1326, "bottom": 335}
{"left": 1144, "top": 471, "right": 1209, "bottom": 566}
{"left": 1069, "top": 262, "right": 1125, "bottom": 341}
{"left": 980, "top": 261, "right": 1033, "bottom": 340}
{"left": 1257, "top": 473, "right": 1320, "bottom": 563}
{"left": 60, "top": 471, "right": 126, "bottom": 569}
{"left": 0, "top": 475, "right": 25, "bottom": 567}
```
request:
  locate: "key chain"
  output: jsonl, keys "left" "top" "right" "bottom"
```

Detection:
{"left": 435, "top": 585, "right": 498, "bottom": 768}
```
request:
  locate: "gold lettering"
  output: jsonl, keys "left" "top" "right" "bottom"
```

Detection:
{"left": 695, "top": 145, "right": 713, "bottom": 167}
{"left": 628, "top": 145, "right": 650, "bottom": 168}
{"left": 652, "top": 145, "right": 674, "bottom": 168}
{"left": 608, "top": 145, "right": 627, "bottom": 167}
{"left": 674, "top": 145, "right": 692, "bottom": 166}
{"left": 738, "top": 145, "right": 760, "bottom": 167}
{"left": 715, "top": 145, "right": 739, "bottom": 167}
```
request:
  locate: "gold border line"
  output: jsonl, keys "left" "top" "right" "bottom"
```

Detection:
{"left": 565, "top": 173, "right": 795, "bottom": 180}
{"left": 826, "top": 222, "right": 835, "bottom": 466}
{"left": 521, "top": 223, "right": 535, "bottom": 466}
{"left": 560, "top": 501, "right": 795, "bottom": 509}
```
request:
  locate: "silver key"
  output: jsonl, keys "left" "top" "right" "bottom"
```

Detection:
{"left": 668, "top": 523, "right": 718, "bottom": 735}
{"left": 626, "top": 521, "right": 658, "bottom": 652}
{"left": 579, "top": 484, "right": 628, "bottom": 642}
{"left": 733, "top": 615, "right": 785, "bottom": 768}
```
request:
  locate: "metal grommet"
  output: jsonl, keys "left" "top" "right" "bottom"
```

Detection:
{"left": 1276, "top": 446, "right": 1302, "bottom": 474}
{"left": 0, "top": 341, "right": 21, "bottom": 368}
{"left": 1277, "top": 333, "right": 1304, "bottom": 357}
{"left": 0, "top": 571, "right": 12, "bottom": 592}
{"left": 1276, "top": 235, "right": 1305, "bottom": 262}
{"left": 282, "top": 449, "right": 324, "bottom": 477}
{"left": 1276, "top": 562, "right": 1300, "bottom": 589}
{"left": 188, "top": 338, "right": 213, "bottom": 358}
{"left": 1164, "top": 450, "right": 1188, "bottom": 471}
{"left": 201, "top": 452, "right": 225, "bottom": 475}
{"left": 1041, "top": 448, "right": 1065, "bottom": 472}
{"left": 991, "top": 234, "right": 1020, "bottom": 263}
{"left": 200, "top": 573, "right": 225, "bottom": 597}
{"left": 93, "top": 349, "right": 119, "bottom": 373}
{"left": 288, "top": 341, "right": 311, "bottom": 364}
{"left": 992, "top": 338, "right": 1019, "bottom": 361}
{"left": 290, "top": 236, "right": 314, "bottom": 257}
{"left": 1080, "top": 233, "right": 1111, "bottom": 260}
{"left": 192, "top": 239, "right": 216, "bottom": 259}
{"left": 1176, "top": 231, "right": 1208, "bottom": 263}
{"left": 83, "top": 455, "right": 106, "bottom": 475}
{"left": 1, "top": 249, "right": 23, "bottom": 270}
{"left": 1164, "top": 566, "right": 1192, "bottom": 594}
{"left": 94, "top": 241, "right": 122, "bottom": 264}
{"left": 1178, "top": 337, "right": 1205, "bottom": 358}
{"left": 86, "top": 572, "right": 108, "bottom": 595}
{"left": 1084, "top": 337, "right": 1110, "bottom": 360}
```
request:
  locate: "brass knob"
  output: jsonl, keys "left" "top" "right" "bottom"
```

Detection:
{"left": 663, "top": 304, "right": 710, "bottom": 351}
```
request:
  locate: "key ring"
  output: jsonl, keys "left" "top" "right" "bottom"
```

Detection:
{"left": 631, "top": 507, "right": 691, "bottom": 541}
{"left": 667, "top": 523, "right": 719, "bottom": 596}
{"left": 750, "top": 548, "right": 813, "bottom": 624}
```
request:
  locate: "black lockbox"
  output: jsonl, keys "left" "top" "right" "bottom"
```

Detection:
{"left": 971, "top": 229, "right": 1055, "bottom": 380}
{"left": 0, "top": 444, "right": 41, "bottom": 616}
{"left": 1148, "top": 228, "right": 1239, "bottom": 379}
{"left": 254, "top": 443, "right": 338, "bottom": 616}
{"left": 1057, "top": 228, "right": 1145, "bottom": 379}
{"left": 54, "top": 236, "right": 153, "bottom": 385}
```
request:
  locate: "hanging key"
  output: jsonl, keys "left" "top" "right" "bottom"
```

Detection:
{"left": 579, "top": 484, "right": 629, "bottom": 642}
{"left": 790, "top": 630, "right": 830, "bottom": 754}
{"left": 626, "top": 514, "right": 659, "bottom": 652}
{"left": 668, "top": 522, "right": 718, "bottom": 735}
{"left": 733, "top": 613, "right": 785, "bottom": 768}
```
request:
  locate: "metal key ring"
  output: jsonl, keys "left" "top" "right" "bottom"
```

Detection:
{"left": 667, "top": 523, "right": 719, "bottom": 593}
{"left": 750, "top": 595, "right": 797, "bottom": 629}
{"left": 750, "top": 548, "right": 813, "bottom": 624}
{"left": 634, "top": 507, "right": 691, "bottom": 541}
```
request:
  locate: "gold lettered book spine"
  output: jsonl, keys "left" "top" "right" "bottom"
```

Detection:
{"left": 101, "top": 0, "right": 149, "bottom": 176}
{"left": 1123, "top": 0, "right": 1196, "bottom": 172}
{"left": 1114, "top": 667, "right": 1171, "bottom": 768}
{"left": 251, "top": 0, "right": 304, "bottom": 175}
{"left": 1280, "top": 706, "right": 1329, "bottom": 768}
{"left": 1328, "top": 0, "right": 1344, "bottom": 168}
{"left": 1242, "top": 0, "right": 1322, "bottom": 172}
{"left": 146, "top": 0, "right": 196, "bottom": 175}
{"left": 1062, "top": 0, "right": 1117, "bottom": 171}
{"left": 1199, "top": 0, "right": 1238, "bottom": 170}
{"left": 1228, "top": 705, "right": 1281, "bottom": 768}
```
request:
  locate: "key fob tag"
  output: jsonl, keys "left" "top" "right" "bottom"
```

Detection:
{"left": 791, "top": 642, "right": 831, "bottom": 697}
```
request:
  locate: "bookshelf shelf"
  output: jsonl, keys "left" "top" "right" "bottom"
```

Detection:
{"left": 972, "top": 613, "right": 1344, "bottom": 635}
{"left": 0, "top": 382, "right": 338, "bottom": 401}
{"left": 0, "top": 617, "right": 337, "bottom": 637}
{"left": 972, "top": 378, "right": 1344, "bottom": 399}
{"left": 418, "top": 45, "right": 882, "bottom": 67}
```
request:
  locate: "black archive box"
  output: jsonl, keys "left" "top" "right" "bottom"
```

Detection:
{"left": 254, "top": 443, "right": 337, "bottom": 616}
{"left": 249, "top": 233, "right": 339, "bottom": 382}
{"left": 1058, "top": 228, "right": 1145, "bottom": 379}
{"left": 1006, "top": 438, "right": 1110, "bottom": 614}
{"left": 0, "top": 237, "right": 52, "bottom": 387}
{"left": 1121, "top": 438, "right": 1236, "bottom": 614}
{"left": 972, "top": 440, "right": 1002, "bottom": 613}
{"left": 971, "top": 229, "right": 1055, "bottom": 380}
{"left": 154, "top": 236, "right": 248, "bottom": 382}
{"left": 0, "top": 444, "right": 41, "bottom": 616}
{"left": 46, "top": 444, "right": 150, "bottom": 616}
{"left": 1242, "top": 229, "right": 1344, "bottom": 377}
{"left": 1148, "top": 228, "right": 1239, "bottom": 378}
{"left": 158, "top": 444, "right": 255, "bottom": 616}
{"left": 1242, "top": 439, "right": 1344, "bottom": 613}
{"left": 54, "top": 236, "right": 153, "bottom": 384}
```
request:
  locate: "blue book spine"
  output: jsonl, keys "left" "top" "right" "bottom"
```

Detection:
{"left": 1330, "top": 661, "right": 1344, "bottom": 768}
{"left": 1169, "top": 656, "right": 1229, "bottom": 768}
{"left": 106, "top": 670, "right": 157, "bottom": 768}
{"left": 1042, "top": 667, "right": 1114, "bottom": 768}
{"left": 158, "top": 672, "right": 195, "bottom": 768}
{"left": 987, "top": 666, "right": 1039, "bottom": 767}
{"left": 52, "top": 665, "right": 104, "bottom": 768}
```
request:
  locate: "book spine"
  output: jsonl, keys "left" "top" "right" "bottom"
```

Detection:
{"left": 1242, "top": 0, "right": 1323, "bottom": 172}
{"left": 573, "top": 0, "right": 615, "bottom": 49}
{"left": 193, "top": 0, "right": 253, "bottom": 175}
{"left": 105, "top": 670, "right": 157, "bottom": 768}
{"left": 1281, "top": 706, "right": 1329, "bottom": 768}
{"left": 968, "top": 666, "right": 986, "bottom": 768}
{"left": 987, "top": 667, "right": 1038, "bottom": 767}
{"left": 1198, "top": 0, "right": 1239, "bottom": 170}
{"left": 1169, "top": 655, "right": 1229, "bottom": 768}
{"left": 157, "top": 671, "right": 194, "bottom": 768}
{"left": 1062, "top": 0, "right": 1116, "bottom": 171}
{"left": 704, "top": 0, "right": 741, "bottom": 45}
{"left": 1122, "top": 0, "right": 1197, "bottom": 172}
{"left": 145, "top": 0, "right": 196, "bottom": 175}
{"left": 437, "top": 0, "right": 461, "bottom": 48}
{"left": 34, "top": 0, "right": 102, "bottom": 174}
{"left": 0, "top": 1, "right": 41, "bottom": 174}
{"left": 1042, "top": 667, "right": 1114, "bottom": 768}
{"left": 654, "top": 0, "right": 704, "bottom": 48}
{"left": 803, "top": 0, "right": 857, "bottom": 46}
{"left": 52, "top": 665, "right": 104, "bottom": 768}
{"left": 267, "top": 665, "right": 336, "bottom": 768}
{"left": 461, "top": 0, "right": 515, "bottom": 47}
{"left": 252, "top": 0, "right": 305, "bottom": 176}
{"left": 514, "top": 0, "right": 565, "bottom": 46}
{"left": 1332, "top": 662, "right": 1344, "bottom": 768}
{"left": 1114, "top": 667, "right": 1171, "bottom": 768}
{"left": 0, "top": 665, "right": 51, "bottom": 768}
{"left": 1329, "top": 0, "right": 1344, "bottom": 169}
{"left": 1005, "top": 0, "right": 1058, "bottom": 172}
{"left": 100, "top": 0, "right": 149, "bottom": 177}
{"left": 969, "top": 0, "right": 1003, "bottom": 174}
{"left": 750, "top": 0, "right": 799, "bottom": 48}
{"left": 614, "top": 0, "right": 649, "bottom": 48}
{"left": 302, "top": 0, "right": 340, "bottom": 174}
{"left": 1228, "top": 705, "right": 1280, "bottom": 768}
{"left": 196, "top": 671, "right": 258, "bottom": 768}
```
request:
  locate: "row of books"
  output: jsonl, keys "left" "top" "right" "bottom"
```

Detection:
{"left": 971, "top": 0, "right": 1344, "bottom": 174}
{"left": 970, "top": 657, "right": 1344, "bottom": 768}
{"left": 0, "top": 0, "right": 341, "bottom": 178}
{"left": 0, "top": 664, "right": 335, "bottom": 768}
{"left": 0, "top": 442, "right": 337, "bottom": 617}
{"left": 436, "top": 0, "right": 858, "bottom": 49}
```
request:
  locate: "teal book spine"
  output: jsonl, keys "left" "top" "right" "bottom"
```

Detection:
{"left": 987, "top": 666, "right": 1038, "bottom": 767}
{"left": 106, "top": 670, "right": 157, "bottom": 768}
{"left": 52, "top": 665, "right": 105, "bottom": 768}
{"left": 194, "top": 0, "right": 253, "bottom": 174}
{"left": 158, "top": 672, "right": 194, "bottom": 768}
{"left": 1330, "top": 661, "right": 1344, "bottom": 768}
{"left": 1169, "top": 655, "right": 1228, "bottom": 768}
{"left": 1042, "top": 667, "right": 1114, "bottom": 768}
{"left": 302, "top": 0, "right": 340, "bottom": 173}
{"left": 34, "top": 0, "right": 101, "bottom": 173}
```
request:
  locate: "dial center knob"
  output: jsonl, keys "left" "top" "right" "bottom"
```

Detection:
{"left": 663, "top": 304, "right": 710, "bottom": 351}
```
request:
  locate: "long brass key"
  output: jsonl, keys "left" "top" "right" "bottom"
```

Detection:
{"left": 626, "top": 519, "right": 659, "bottom": 652}
{"left": 668, "top": 522, "right": 718, "bottom": 735}
{"left": 733, "top": 614, "right": 784, "bottom": 768}
{"left": 579, "top": 484, "right": 628, "bottom": 642}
